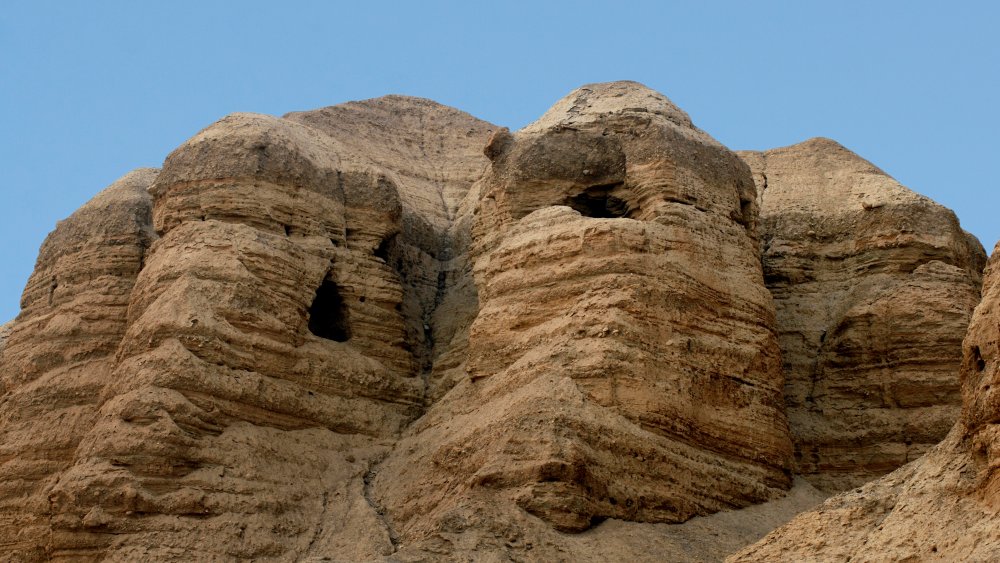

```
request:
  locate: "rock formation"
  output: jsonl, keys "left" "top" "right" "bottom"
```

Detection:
{"left": 0, "top": 97, "right": 497, "bottom": 560}
{"left": 373, "top": 81, "right": 793, "bottom": 556}
{"left": 0, "top": 82, "right": 989, "bottom": 561}
{"left": 0, "top": 169, "right": 156, "bottom": 559}
{"left": 730, "top": 242, "right": 1000, "bottom": 561}
{"left": 740, "top": 139, "right": 986, "bottom": 491}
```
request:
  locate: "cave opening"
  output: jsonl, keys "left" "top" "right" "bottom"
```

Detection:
{"left": 308, "top": 277, "right": 351, "bottom": 342}
{"left": 973, "top": 346, "right": 986, "bottom": 372}
{"left": 566, "top": 184, "right": 630, "bottom": 219}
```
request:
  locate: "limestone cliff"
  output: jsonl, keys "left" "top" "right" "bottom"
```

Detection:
{"left": 372, "top": 82, "right": 793, "bottom": 559}
{"left": 730, "top": 242, "right": 1000, "bottom": 561}
{"left": 740, "top": 139, "right": 986, "bottom": 491}
{"left": 0, "top": 170, "right": 156, "bottom": 558}
{"left": 0, "top": 82, "right": 988, "bottom": 562}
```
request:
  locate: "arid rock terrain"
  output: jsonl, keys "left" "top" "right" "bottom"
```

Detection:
{"left": 0, "top": 81, "right": 991, "bottom": 561}
{"left": 741, "top": 140, "right": 986, "bottom": 492}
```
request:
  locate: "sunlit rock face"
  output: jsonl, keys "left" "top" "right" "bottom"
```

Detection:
{"left": 374, "top": 81, "right": 794, "bottom": 545}
{"left": 741, "top": 139, "right": 986, "bottom": 492}
{"left": 0, "top": 82, "right": 986, "bottom": 562}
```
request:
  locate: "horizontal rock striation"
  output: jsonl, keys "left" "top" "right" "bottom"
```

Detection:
{"left": 372, "top": 81, "right": 794, "bottom": 557}
{"left": 0, "top": 169, "right": 156, "bottom": 559}
{"left": 731, "top": 242, "right": 1000, "bottom": 561}
{"left": 0, "top": 83, "right": 987, "bottom": 562}
{"left": 740, "top": 139, "right": 986, "bottom": 492}
{"left": 0, "top": 97, "right": 495, "bottom": 560}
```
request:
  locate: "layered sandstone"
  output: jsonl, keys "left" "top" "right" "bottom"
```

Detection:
{"left": 0, "top": 83, "right": 989, "bottom": 562}
{"left": 372, "top": 81, "right": 793, "bottom": 558}
{"left": 0, "top": 97, "right": 496, "bottom": 560}
{"left": 740, "top": 139, "right": 986, "bottom": 491}
{"left": 731, "top": 242, "right": 1000, "bottom": 561}
{"left": 0, "top": 169, "right": 156, "bottom": 558}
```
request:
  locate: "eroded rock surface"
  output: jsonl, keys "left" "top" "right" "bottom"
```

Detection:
{"left": 731, "top": 243, "right": 1000, "bottom": 561}
{"left": 740, "top": 139, "right": 986, "bottom": 492}
{"left": 371, "top": 81, "right": 793, "bottom": 559}
{"left": 0, "top": 169, "right": 156, "bottom": 558}
{"left": 0, "top": 97, "right": 495, "bottom": 561}
{"left": 0, "top": 83, "right": 987, "bottom": 562}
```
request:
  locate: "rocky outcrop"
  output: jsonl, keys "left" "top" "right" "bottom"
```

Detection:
{"left": 371, "top": 81, "right": 793, "bottom": 558}
{"left": 0, "top": 169, "right": 156, "bottom": 558}
{"left": 740, "top": 139, "right": 986, "bottom": 492}
{"left": 731, "top": 242, "right": 1000, "bottom": 561}
{"left": 0, "top": 97, "right": 496, "bottom": 560}
{"left": 0, "top": 83, "right": 988, "bottom": 562}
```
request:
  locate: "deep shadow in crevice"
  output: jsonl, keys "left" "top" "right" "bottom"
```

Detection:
{"left": 973, "top": 346, "right": 986, "bottom": 372}
{"left": 308, "top": 276, "right": 351, "bottom": 342}
{"left": 566, "top": 184, "right": 630, "bottom": 218}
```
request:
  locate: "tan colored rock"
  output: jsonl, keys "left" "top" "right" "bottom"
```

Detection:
{"left": 0, "top": 97, "right": 495, "bottom": 560}
{"left": 740, "top": 139, "right": 986, "bottom": 492}
{"left": 372, "top": 81, "right": 793, "bottom": 558}
{"left": 731, "top": 242, "right": 1000, "bottom": 562}
{"left": 1, "top": 85, "right": 988, "bottom": 562}
{"left": 0, "top": 169, "right": 156, "bottom": 559}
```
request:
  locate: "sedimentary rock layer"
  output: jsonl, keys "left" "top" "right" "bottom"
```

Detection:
{"left": 0, "top": 169, "right": 156, "bottom": 558}
{"left": 740, "top": 139, "right": 986, "bottom": 491}
{"left": 0, "top": 97, "right": 495, "bottom": 560}
{"left": 0, "top": 83, "right": 987, "bottom": 562}
{"left": 731, "top": 242, "right": 1000, "bottom": 561}
{"left": 372, "top": 81, "right": 793, "bottom": 557}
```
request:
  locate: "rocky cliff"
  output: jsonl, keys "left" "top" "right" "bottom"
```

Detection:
{"left": 740, "top": 139, "right": 986, "bottom": 492}
{"left": 0, "top": 82, "right": 988, "bottom": 561}
{"left": 731, "top": 242, "right": 1000, "bottom": 561}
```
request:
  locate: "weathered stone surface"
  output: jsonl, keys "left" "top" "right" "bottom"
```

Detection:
{"left": 0, "top": 169, "right": 156, "bottom": 558}
{"left": 0, "top": 97, "right": 495, "bottom": 561}
{"left": 0, "top": 84, "right": 988, "bottom": 562}
{"left": 740, "top": 139, "right": 986, "bottom": 492}
{"left": 372, "top": 81, "right": 793, "bottom": 557}
{"left": 731, "top": 242, "right": 1000, "bottom": 562}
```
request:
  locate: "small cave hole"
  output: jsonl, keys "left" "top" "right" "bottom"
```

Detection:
{"left": 566, "top": 184, "right": 630, "bottom": 219}
{"left": 374, "top": 235, "right": 395, "bottom": 262}
{"left": 973, "top": 346, "right": 986, "bottom": 372}
{"left": 283, "top": 224, "right": 292, "bottom": 236}
{"left": 308, "top": 277, "right": 351, "bottom": 342}
{"left": 589, "top": 514, "right": 607, "bottom": 527}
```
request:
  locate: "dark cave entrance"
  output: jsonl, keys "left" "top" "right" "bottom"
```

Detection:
{"left": 308, "top": 277, "right": 351, "bottom": 342}
{"left": 566, "top": 184, "right": 630, "bottom": 218}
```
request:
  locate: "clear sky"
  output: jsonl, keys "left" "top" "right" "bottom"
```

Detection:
{"left": 1, "top": 1, "right": 997, "bottom": 323}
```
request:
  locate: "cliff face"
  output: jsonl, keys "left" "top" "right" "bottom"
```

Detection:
{"left": 0, "top": 82, "right": 988, "bottom": 562}
{"left": 731, "top": 243, "right": 1000, "bottom": 562}
{"left": 0, "top": 170, "right": 156, "bottom": 559}
{"left": 740, "top": 139, "right": 986, "bottom": 492}
{"left": 1, "top": 98, "right": 496, "bottom": 560}
{"left": 373, "top": 82, "right": 792, "bottom": 553}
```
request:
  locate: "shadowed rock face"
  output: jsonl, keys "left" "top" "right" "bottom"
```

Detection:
{"left": 730, "top": 242, "right": 1000, "bottom": 562}
{"left": 0, "top": 83, "right": 987, "bottom": 562}
{"left": 740, "top": 140, "right": 986, "bottom": 492}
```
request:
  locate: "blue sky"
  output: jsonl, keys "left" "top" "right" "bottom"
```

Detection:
{"left": 1, "top": 1, "right": 997, "bottom": 322}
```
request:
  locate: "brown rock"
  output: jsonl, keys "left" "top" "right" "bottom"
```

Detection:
{"left": 0, "top": 97, "right": 495, "bottom": 560}
{"left": 731, "top": 243, "right": 1000, "bottom": 561}
{"left": 740, "top": 138, "right": 986, "bottom": 492}
{"left": 0, "top": 85, "right": 987, "bottom": 562}
{"left": 372, "top": 81, "right": 793, "bottom": 557}
{"left": 0, "top": 169, "right": 156, "bottom": 559}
